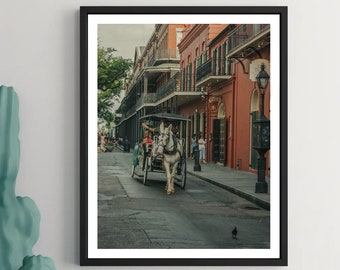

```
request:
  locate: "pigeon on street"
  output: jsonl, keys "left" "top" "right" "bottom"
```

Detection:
{"left": 232, "top": 227, "right": 238, "bottom": 239}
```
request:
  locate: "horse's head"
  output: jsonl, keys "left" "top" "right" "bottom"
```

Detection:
{"left": 157, "top": 122, "right": 173, "bottom": 155}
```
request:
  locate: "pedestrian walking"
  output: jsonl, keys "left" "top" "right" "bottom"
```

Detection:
{"left": 97, "top": 132, "right": 102, "bottom": 152}
{"left": 100, "top": 132, "right": 106, "bottom": 152}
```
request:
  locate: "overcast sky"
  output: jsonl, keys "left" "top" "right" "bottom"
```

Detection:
{"left": 98, "top": 24, "right": 155, "bottom": 60}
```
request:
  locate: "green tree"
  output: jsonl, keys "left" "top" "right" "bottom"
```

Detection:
{"left": 97, "top": 46, "right": 132, "bottom": 126}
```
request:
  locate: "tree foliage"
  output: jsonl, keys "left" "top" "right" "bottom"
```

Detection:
{"left": 97, "top": 46, "right": 132, "bottom": 126}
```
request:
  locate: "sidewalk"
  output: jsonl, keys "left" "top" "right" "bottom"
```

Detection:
{"left": 186, "top": 159, "right": 270, "bottom": 210}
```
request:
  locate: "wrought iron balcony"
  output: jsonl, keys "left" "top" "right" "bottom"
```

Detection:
{"left": 196, "top": 59, "right": 212, "bottom": 82}
{"left": 125, "top": 93, "right": 157, "bottom": 117}
{"left": 156, "top": 73, "right": 180, "bottom": 101}
{"left": 125, "top": 103, "right": 137, "bottom": 117}
{"left": 147, "top": 48, "right": 179, "bottom": 67}
{"left": 226, "top": 24, "right": 270, "bottom": 58}
{"left": 196, "top": 58, "right": 232, "bottom": 87}
{"left": 136, "top": 93, "right": 157, "bottom": 108}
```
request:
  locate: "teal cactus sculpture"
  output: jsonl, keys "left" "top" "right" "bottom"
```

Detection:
{"left": 0, "top": 86, "right": 56, "bottom": 270}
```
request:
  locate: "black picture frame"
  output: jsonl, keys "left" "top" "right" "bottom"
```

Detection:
{"left": 80, "top": 6, "right": 287, "bottom": 266}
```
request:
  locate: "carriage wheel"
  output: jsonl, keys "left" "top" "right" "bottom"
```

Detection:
{"left": 131, "top": 164, "right": 136, "bottom": 178}
{"left": 180, "top": 158, "right": 187, "bottom": 189}
{"left": 143, "top": 157, "right": 149, "bottom": 185}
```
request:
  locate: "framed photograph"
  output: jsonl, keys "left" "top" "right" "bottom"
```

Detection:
{"left": 80, "top": 6, "right": 287, "bottom": 266}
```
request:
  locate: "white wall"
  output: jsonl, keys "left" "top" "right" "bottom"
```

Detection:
{"left": 1, "top": 0, "right": 339, "bottom": 269}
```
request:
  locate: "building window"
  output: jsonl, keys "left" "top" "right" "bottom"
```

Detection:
{"left": 202, "top": 51, "right": 207, "bottom": 64}
{"left": 187, "top": 63, "right": 192, "bottom": 91}
{"left": 218, "top": 103, "right": 225, "bottom": 119}
{"left": 181, "top": 68, "right": 185, "bottom": 91}
{"left": 213, "top": 49, "right": 217, "bottom": 75}
{"left": 196, "top": 56, "right": 201, "bottom": 68}
{"left": 217, "top": 46, "right": 221, "bottom": 75}
{"left": 222, "top": 42, "right": 226, "bottom": 75}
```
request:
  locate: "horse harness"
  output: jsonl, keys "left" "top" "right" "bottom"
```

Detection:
{"left": 158, "top": 132, "right": 179, "bottom": 155}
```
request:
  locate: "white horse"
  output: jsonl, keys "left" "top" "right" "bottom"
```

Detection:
{"left": 157, "top": 122, "right": 183, "bottom": 195}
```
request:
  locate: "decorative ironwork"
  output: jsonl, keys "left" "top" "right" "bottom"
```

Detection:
{"left": 156, "top": 73, "right": 180, "bottom": 100}
{"left": 252, "top": 117, "right": 270, "bottom": 152}
{"left": 227, "top": 24, "right": 270, "bottom": 54}
{"left": 252, "top": 62, "right": 270, "bottom": 194}
{"left": 196, "top": 58, "right": 212, "bottom": 82}
{"left": 147, "top": 48, "right": 179, "bottom": 67}
{"left": 137, "top": 93, "right": 157, "bottom": 107}
{"left": 196, "top": 57, "right": 231, "bottom": 85}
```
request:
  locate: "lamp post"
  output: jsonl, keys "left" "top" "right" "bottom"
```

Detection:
{"left": 253, "top": 63, "right": 270, "bottom": 193}
{"left": 193, "top": 109, "right": 201, "bottom": 171}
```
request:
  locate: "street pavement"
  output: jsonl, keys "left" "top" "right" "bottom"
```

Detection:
{"left": 98, "top": 148, "right": 270, "bottom": 249}
{"left": 185, "top": 159, "right": 270, "bottom": 210}
{"left": 119, "top": 145, "right": 270, "bottom": 210}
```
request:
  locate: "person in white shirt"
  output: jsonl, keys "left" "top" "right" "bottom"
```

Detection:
{"left": 198, "top": 135, "right": 207, "bottom": 163}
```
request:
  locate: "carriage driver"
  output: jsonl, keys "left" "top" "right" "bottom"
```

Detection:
{"left": 142, "top": 119, "right": 178, "bottom": 135}
{"left": 142, "top": 118, "right": 167, "bottom": 134}
{"left": 142, "top": 119, "right": 179, "bottom": 141}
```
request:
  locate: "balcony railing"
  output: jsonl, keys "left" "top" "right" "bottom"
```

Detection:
{"left": 196, "top": 59, "right": 212, "bottom": 82}
{"left": 125, "top": 93, "right": 157, "bottom": 116}
{"left": 125, "top": 103, "right": 137, "bottom": 117}
{"left": 196, "top": 58, "right": 231, "bottom": 84}
{"left": 227, "top": 24, "right": 270, "bottom": 55}
{"left": 156, "top": 48, "right": 178, "bottom": 59}
{"left": 137, "top": 93, "right": 157, "bottom": 107}
{"left": 148, "top": 55, "right": 156, "bottom": 66}
{"left": 156, "top": 73, "right": 180, "bottom": 100}
{"left": 147, "top": 48, "right": 179, "bottom": 67}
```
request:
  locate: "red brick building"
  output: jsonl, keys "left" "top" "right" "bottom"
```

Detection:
{"left": 179, "top": 24, "right": 271, "bottom": 174}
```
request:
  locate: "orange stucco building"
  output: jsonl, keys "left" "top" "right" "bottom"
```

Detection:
{"left": 177, "top": 24, "right": 228, "bottom": 156}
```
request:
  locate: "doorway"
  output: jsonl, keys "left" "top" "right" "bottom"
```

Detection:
{"left": 250, "top": 90, "right": 259, "bottom": 169}
{"left": 212, "top": 104, "right": 227, "bottom": 164}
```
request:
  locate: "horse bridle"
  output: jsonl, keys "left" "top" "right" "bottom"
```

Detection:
{"left": 158, "top": 132, "right": 169, "bottom": 149}
{"left": 158, "top": 132, "right": 177, "bottom": 154}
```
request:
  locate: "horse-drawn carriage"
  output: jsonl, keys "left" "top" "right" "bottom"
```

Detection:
{"left": 131, "top": 113, "right": 190, "bottom": 194}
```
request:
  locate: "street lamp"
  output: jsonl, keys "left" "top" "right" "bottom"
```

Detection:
{"left": 253, "top": 63, "right": 270, "bottom": 193}
{"left": 256, "top": 63, "right": 270, "bottom": 89}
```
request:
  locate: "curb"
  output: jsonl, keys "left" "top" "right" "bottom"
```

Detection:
{"left": 116, "top": 145, "right": 131, "bottom": 152}
{"left": 187, "top": 171, "right": 270, "bottom": 211}
{"left": 116, "top": 145, "right": 124, "bottom": 151}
